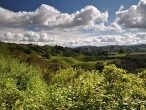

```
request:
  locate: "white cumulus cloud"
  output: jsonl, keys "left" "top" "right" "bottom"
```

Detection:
{"left": 116, "top": 0, "right": 146, "bottom": 29}
{"left": 0, "top": 4, "right": 108, "bottom": 29}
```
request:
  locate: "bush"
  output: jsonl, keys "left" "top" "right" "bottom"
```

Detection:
{"left": 48, "top": 65, "right": 146, "bottom": 110}
{"left": 25, "top": 49, "right": 31, "bottom": 55}
{"left": 0, "top": 54, "right": 49, "bottom": 109}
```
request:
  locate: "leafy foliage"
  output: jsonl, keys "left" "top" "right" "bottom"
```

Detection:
{"left": 47, "top": 65, "right": 146, "bottom": 110}
{"left": 0, "top": 54, "right": 49, "bottom": 109}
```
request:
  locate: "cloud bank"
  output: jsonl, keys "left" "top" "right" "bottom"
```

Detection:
{"left": 1, "top": 31, "right": 146, "bottom": 47}
{"left": 1, "top": 32, "right": 57, "bottom": 43}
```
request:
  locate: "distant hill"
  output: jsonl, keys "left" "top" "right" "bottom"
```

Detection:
{"left": 1, "top": 42, "right": 146, "bottom": 57}
{"left": 76, "top": 44, "right": 146, "bottom": 55}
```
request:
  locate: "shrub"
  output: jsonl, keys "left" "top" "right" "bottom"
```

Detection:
{"left": 0, "top": 54, "right": 49, "bottom": 109}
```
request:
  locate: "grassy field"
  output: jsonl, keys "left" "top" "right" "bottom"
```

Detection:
{"left": 48, "top": 53, "right": 146, "bottom": 73}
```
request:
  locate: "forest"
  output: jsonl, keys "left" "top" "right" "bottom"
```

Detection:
{"left": 0, "top": 42, "right": 146, "bottom": 110}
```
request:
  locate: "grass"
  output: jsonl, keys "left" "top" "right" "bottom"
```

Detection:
{"left": 51, "top": 56, "right": 79, "bottom": 65}
{"left": 109, "top": 53, "right": 127, "bottom": 57}
{"left": 50, "top": 53, "right": 146, "bottom": 72}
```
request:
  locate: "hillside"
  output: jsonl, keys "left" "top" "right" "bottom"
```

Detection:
{"left": 1, "top": 42, "right": 146, "bottom": 73}
{"left": 76, "top": 44, "right": 146, "bottom": 55}
{"left": 0, "top": 42, "right": 146, "bottom": 109}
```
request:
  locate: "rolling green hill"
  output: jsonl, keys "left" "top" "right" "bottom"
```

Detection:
{"left": 1, "top": 42, "right": 146, "bottom": 73}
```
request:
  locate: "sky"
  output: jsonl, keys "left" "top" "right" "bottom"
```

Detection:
{"left": 0, "top": 0, "right": 146, "bottom": 47}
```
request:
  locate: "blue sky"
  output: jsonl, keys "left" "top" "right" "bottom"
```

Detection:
{"left": 0, "top": 0, "right": 146, "bottom": 47}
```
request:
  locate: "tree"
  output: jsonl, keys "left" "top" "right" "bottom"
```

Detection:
{"left": 25, "top": 49, "right": 31, "bottom": 55}
{"left": 45, "top": 51, "right": 51, "bottom": 59}
{"left": 95, "top": 62, "right": 104, "bottom": 72}
{"left": 119, "top": 49, "right": 125, "bottom": 54}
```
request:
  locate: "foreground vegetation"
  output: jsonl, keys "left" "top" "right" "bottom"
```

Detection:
{"left": 0, "top": 42, "right": 146, "bottom": 109}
